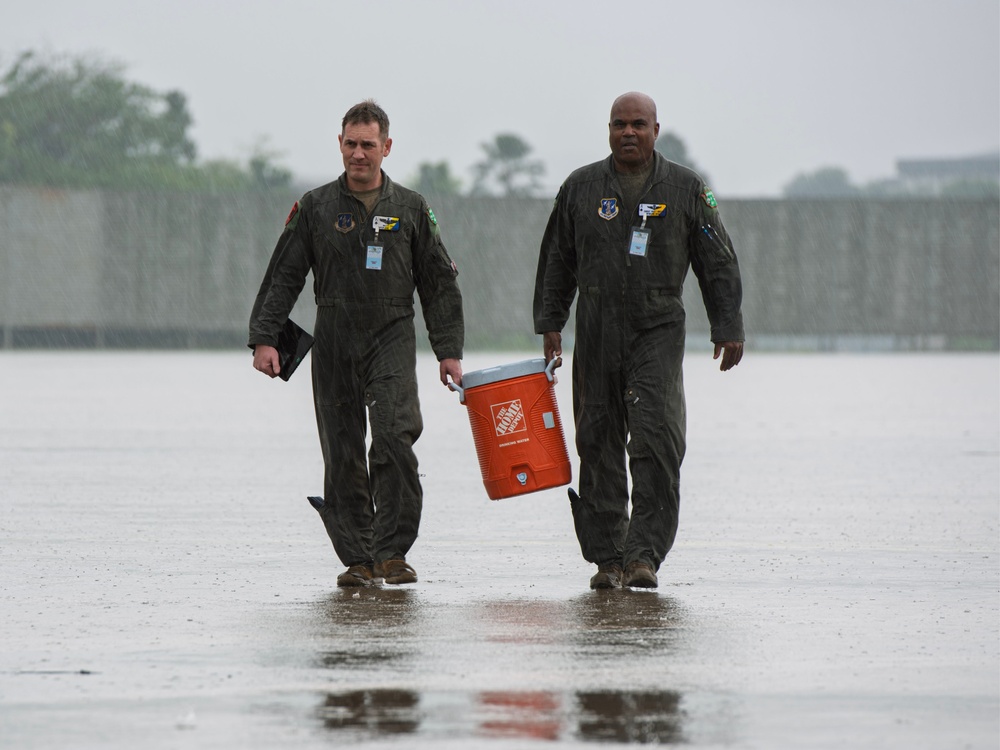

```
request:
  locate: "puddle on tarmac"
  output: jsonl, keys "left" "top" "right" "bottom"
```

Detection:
{"left": 291, "top": 587, "right": 711, "bottom": 745}
{"left": 313, "top": 687, "right": 688, "bottom": 744}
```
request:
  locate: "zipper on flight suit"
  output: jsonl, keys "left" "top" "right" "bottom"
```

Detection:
{"left": 354, "top": 194, "right": 384, "bottom": 251}
{"left": 623, "top": 180, "right": 655, "bottom": 270}
{"left": 700, "top": 223, "right": 736, "bottom": 263}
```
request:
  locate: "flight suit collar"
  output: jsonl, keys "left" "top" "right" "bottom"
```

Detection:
{"left": 336, "top": 170, "right": 397, "bottom": 200}
{"left": 601, "top": 152, "right": 673, "bottom": 189}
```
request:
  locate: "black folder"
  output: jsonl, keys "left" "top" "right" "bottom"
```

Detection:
{"left": 275, "top": 318, "right": 314, "bottom": 381}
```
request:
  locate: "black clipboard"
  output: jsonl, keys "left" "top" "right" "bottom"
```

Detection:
{"left": 275, "top": 318, "right": 314, "bottom": 382}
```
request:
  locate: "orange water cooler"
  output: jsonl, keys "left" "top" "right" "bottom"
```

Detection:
{"left": 451, "top": 358, "right": 571, "bottom": 500}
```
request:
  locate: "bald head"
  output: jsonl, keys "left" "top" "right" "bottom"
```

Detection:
{"left": 609, "top": 92, "right": 660, "bottom": 173}
{"left": 610, "top": 92, "right": 657, "bottom": 122}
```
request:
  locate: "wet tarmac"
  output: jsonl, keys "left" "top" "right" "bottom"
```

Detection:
{"left": 1, "top": 350, "right": 997, "bottom": 749}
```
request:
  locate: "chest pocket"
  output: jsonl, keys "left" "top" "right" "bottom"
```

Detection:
{"left": 367, "top": 221, "right": 414, "bottom": 278}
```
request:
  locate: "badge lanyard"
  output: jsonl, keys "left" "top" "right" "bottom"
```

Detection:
{"left": 367, "top": 216, "right": 398, "bottom": 271}
{"left": 630, "top": 204, "right": 656, "bottom": 257}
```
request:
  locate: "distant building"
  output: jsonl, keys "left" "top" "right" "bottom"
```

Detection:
{"left": 893, "top": 152, "right": 1000, "bottom": 195}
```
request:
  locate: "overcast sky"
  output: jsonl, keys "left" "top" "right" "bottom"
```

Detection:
{"left": 2, "top": 0, "right": 998, "bottom": 197}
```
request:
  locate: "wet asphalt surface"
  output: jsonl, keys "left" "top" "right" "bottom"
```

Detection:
{"left": 1, "top": 350, "right": 997, "bottom": 749}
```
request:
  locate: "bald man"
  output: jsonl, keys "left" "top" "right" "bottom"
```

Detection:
{"left": 534, "top": 92, "right": 745, "bottom": 589}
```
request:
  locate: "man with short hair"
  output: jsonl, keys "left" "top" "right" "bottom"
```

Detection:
{"left": 534, "top": 91, "right": 744, "bottom": 590}
{"left": 249, "top": 99, "right": 464, "bottom": 587}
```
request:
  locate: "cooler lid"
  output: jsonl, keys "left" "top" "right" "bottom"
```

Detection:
{"left": 461, "top": 358, "right": 547, "bottom": 390}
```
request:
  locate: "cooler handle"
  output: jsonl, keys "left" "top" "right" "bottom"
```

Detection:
{"left": 450, "top": 357, "right": 559, "bottom": 404}
{"left": 545, "top": 356, "right": 561, "bottom": 382}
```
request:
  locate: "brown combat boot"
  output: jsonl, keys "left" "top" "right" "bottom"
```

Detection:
{"left": 374, "top": 559, "right": 417, "bottom": 585}
{"left": 336, "top": 564, "right": 374, "bottom": 587}
{"left": 590, "top": 562, "right": 624, "bottom": 590}
{"left": 623, "top": 561, "right": 658, "bottom": 589}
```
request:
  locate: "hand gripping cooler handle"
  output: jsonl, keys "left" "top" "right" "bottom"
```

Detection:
{"left": 448, "top": 380, "right": 466, "bottom": 404}
{"left": 545, "top": 357, "right": 560, "bottom": 381}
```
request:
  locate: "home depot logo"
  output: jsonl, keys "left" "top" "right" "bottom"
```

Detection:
{"left": 491, "top": 399, "right": 526, "bottom": 436}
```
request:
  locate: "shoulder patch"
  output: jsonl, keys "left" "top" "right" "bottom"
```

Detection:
{"left": 701, "top": 188, "right": 718, "bottom": 209}
{"left": 284, "top": 201, "right": 300, "bottom": 228}
{"left": 427, "top": 207, "right": 438, "bottom": 226}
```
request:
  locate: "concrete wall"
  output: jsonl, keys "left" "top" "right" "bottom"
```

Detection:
{"left": 0, "top": 187, "right": 286, "bottom": 347}
{"left": 715, "top": 199, "right": 1000, "bottom": 349}
{"left": 1, "top": 185, "right": 997, "bottom": 350}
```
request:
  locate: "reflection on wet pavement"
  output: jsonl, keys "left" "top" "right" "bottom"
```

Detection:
{"left": 318, "top": 587, "right": 418, "bottom": 627}
{"left": 477, "top": 690, "right": 562, "bottom": 740}
{"left": 313, "top": 687, "right": 687, "bottom": 744}
{"left": 309, "top": 589, "right": 692, "bottom": 743}
{"left": 314, "top": 588, "right": 419, "bottom": 669}
{"left": 574, "top": 690, "right": 684, "bottom": 744}
{"left": 569, "top": 591, "right": 686, "bottom": 648}
{"left": 476, "top": 599, "right": 569, "bottom": 644}
{"left": 316, "top": 688, "right": 420, "bottom": 736}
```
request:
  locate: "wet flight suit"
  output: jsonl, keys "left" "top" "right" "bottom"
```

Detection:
{"left": 249, "top": 172, "right": 464, "bottom": 569}
{"left": 533, "top": 152, "right": 743, "bottom": 573}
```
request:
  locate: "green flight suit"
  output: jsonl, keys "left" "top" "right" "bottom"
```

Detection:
{"left": 249, "top": 172, "right": 464, "bottom": 568}
{"left": 533, "top": 153, "right": 744, "bottom": 572}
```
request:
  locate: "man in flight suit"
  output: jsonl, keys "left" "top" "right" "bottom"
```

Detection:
{"left": 249, "top": 100, "right": 464, "bottom": 587}
{"left": 533, "top": 92, "right": 744, "bottom": 590}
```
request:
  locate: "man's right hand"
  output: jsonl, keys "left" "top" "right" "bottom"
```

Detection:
{"left": 542, "top": 331, "right": 562, "bottom": 364}
{"left": 253, "top": 345, "right": 281, "bottom": 378}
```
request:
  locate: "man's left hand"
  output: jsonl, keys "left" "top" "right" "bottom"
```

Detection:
{"left": 713, "top": 341, "right": 744, "bottom": 371}
{"left": 440, "top": 357, "right": 463, "bottom": 387}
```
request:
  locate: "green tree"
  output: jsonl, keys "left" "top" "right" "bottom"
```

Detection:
{"left": 0, "top": 51, "right": 291, "bottom": 191}
{"left": 654, "top": 131, "right": 707, "bottom": 181}
{"left": 410, "top": 161, "right": 462, "bottom": 196}
{"left": 783, "top": 167, "right": 860, "bottom": 197}
{"left": 246, "top": 137, "right": 292, "bottom": 190}
{"left": 0, "top": 51, "right": 196, "bottom": 187}
{"left": 470, "top": 133, "right": 545, "bottom": 197}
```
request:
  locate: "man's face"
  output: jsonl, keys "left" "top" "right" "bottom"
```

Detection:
{"left": 609, "top": 97, "right": 659, "bottom": 172}
{"left": 339, "top": 121, "right": 392, "bottom": 189}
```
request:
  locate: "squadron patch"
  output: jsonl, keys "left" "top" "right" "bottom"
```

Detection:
{"left": 284, "top": 201, "right": 300, "bottom": 229}
{"left": 598, "top": 198, "right": 619, "bottom": 220}
{"left": 701, "top": 189, "right": 718, "bottom": 209}
{"left": 639, "top": 203, "right": 667, "bottom": 218}
{"left": 336, "top": 213, "right": 356, "bottom": 233}
{"left": 372, "top": 216, "right": 401, "bottom": 232}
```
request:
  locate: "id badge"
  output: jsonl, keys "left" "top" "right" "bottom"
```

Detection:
{"left": 629, "top": 228, "right": 650, "bottom": 257}
{"left": 366, "top": 243, "right": 384, "bottom": 270}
